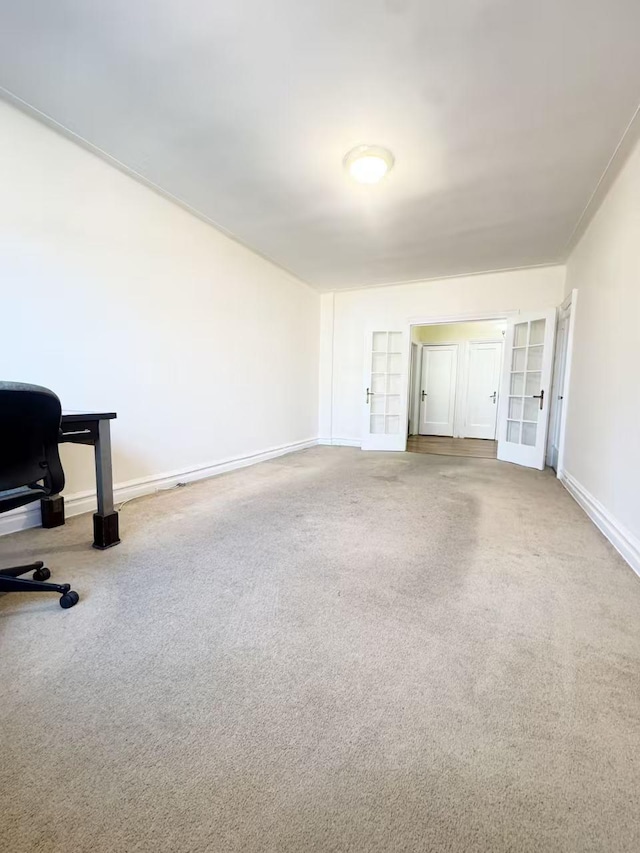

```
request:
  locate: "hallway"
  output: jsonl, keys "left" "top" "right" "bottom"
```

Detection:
{"left": 406, "top": 435, "right": 498, "bottom": 459}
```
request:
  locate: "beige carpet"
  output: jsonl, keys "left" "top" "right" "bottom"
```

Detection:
{"left": 1, "top": 447, "right": 639, "bottom": 852}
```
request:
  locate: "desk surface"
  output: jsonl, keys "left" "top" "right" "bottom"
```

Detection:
{"left": 62, "top": 411, "right": 117, "bottom": 423}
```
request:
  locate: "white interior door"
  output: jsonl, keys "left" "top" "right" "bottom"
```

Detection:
{"left": 419, "top": 345, "right": 458, "bottom": 436}
{"left": 546, "top": 305, "right": 570, "bottom": 470}
{"left": 497, "top": 310, "right": 557, "bottom": 469}
{"left": 464, "top": 341, "right": 503, "bottom": 439}
{"left": 408, "top": 343, "right": 421, "bottom": 436}
{"left": 361, "top": 330, "right": 408, "bottom": 451}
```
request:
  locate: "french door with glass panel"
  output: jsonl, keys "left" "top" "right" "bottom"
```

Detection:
{"left": 362, "top": 330, "right": 408, "bottom": 451}
{"left": 497, "top": 310, "right": 556, "bottom": 469}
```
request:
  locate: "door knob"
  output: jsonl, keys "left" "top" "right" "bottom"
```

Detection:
{"left": 532, "top": 389, "right": 545, "bottom": 410}
{"left": 366, "top": 387, "right": 375, "bottom": 404}
{"left": 490, "top": 391, "right": 497, "bottom": 403}
{"left": 421, "top": 390, "right": 427, "bottom": 401}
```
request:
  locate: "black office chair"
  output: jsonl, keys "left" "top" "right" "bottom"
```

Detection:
{"left": 0, "top": 382, "right": 79, "bottom": 608}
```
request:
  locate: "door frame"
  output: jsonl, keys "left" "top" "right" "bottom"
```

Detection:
{"left": 408, "top": 342, "right": 421, "bottom": 436}
{"left": 404, "top": 311, "right": 515, "bottom": 445}
{"left": 549, "top": 289, "right": 578, "bottom": 478}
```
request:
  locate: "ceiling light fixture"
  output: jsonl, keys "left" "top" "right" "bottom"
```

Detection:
{"left": 343, "top": 145, "right": 394, "bottom": 184}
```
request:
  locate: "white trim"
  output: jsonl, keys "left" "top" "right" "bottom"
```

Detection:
{"left": 0, "top": 438, "right": 319, "bottom": 538}
{"left": 560, "top": 471, "right": 640, "bottom": 579}
{"left": 318, "top": 437, "right": 361, "bottom": 447}
{"left": 334, "top": 265, "right": 562, "bottom": 294}
{"left": 409, "top": 310, "right": 514, "bottom": 327}
{"left": 559, "top": 290, "right": 573, "bottom": 312}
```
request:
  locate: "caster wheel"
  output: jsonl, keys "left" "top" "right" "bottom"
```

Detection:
{"left": 33, "top": 566, "right": 51, "bottom": 581}
{"left": 60, "top": 590, "right": 79, "bottom": 609}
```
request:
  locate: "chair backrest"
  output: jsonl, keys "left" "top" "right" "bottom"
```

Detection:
{"left": 0, "top": 382, "right": 65, "bottom": 495}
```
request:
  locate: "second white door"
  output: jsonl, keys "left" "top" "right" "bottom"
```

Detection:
{"left": 497, "top": 309, "right": 557, "bottom": 470}
{"left": 464, "top": 341, "right": 503, "bottom": 439}
{"left": 419, "top": 345, "right": 458, "bottom": 436}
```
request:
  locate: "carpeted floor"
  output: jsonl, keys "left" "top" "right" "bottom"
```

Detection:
{"left": 1, "top": 447, "right": 639, "bottom": 852}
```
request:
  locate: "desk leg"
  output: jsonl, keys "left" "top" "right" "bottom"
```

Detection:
{"left": 93, "top": 419, "right": 120, "bottom": 549}
{"left": 41, "top": 495, "right": 65, "bottom": 528}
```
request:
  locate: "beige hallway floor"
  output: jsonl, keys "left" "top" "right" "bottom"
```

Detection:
{"left": 407, "top": 435, "right": 498, "bottom": 458}
{"left": 1, "top": 447, "right": 639, "bottom": 852}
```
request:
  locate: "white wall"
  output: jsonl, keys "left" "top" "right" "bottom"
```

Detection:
{"left": 0, "top": 100, "right": 319, "bottom": 526}
{"left": 321, "top": 266, "right": 565, "bottom": 443}
{"left": 318, "top": 292, "right": 335, "bottom": 443}
{"left": 562, "top": 136, "right": 640, "bottom": 566}
{"left": 412, "top": 320, "right": 506, "bottom": 344}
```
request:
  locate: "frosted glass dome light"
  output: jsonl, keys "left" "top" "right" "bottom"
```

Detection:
{"left": 344, "top": 145, "right": 395, "bottom": 184}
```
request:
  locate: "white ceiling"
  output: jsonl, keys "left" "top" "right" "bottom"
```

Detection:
{"left": 1, "top": 1, "right": 639, "bottom": 291}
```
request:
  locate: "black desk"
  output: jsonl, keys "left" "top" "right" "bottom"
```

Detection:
{"left": 40, "top": 411, "right": 120, "bottom": 549}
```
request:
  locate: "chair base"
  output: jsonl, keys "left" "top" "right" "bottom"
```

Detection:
{"left": 0, "top": 562, "right": 80, "bottom": 608}
{"left": 41, "top": 496, "right": 65, "bottom": 528}
{"left": 93, "top": 511, "right": 120, "bottom": 549}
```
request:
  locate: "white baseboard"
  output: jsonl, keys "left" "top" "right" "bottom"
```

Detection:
{"left": 0, "top": 438, "right": 319, "bottom": 538}
{"left": 560, "top": 470, "right": 640, "bottom": 578}
{"left": 318, "top": 438, "right": 361, "bottom": 447}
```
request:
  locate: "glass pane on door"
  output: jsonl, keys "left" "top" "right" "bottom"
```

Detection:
{"left": 506, "top": 318, "right": 546, "bottom": 445}
{"left": 522, "top": 422, "right": 537, "bottom": 446}
{"left": 372, "top": 332, "right": 387, "bottom": 352}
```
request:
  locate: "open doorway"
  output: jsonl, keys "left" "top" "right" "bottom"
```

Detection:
{"left": 362, "top": 307, "right": 558, "bottom": 470}
{"left": 407, "top": 319, "right": 506, "bottom": 459}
